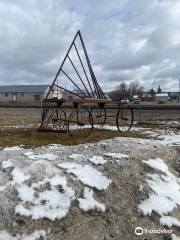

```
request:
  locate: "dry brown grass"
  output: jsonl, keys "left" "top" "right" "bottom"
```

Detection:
{"left": 0, "top": 128, "right": 148, "bottom": 148}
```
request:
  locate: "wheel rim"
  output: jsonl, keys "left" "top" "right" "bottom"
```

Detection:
{"left": 116, "top": 107, "right": 133, "bottom": 132}
{"left": 68, "top": 109, "right": 93, "bottom": 137}
{"left": 41, "top": 107, "right": 66, "bottom": 131}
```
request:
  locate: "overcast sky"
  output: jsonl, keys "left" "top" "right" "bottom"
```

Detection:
{"left": 0, "top": 0, "right": 180, "bottom": 91}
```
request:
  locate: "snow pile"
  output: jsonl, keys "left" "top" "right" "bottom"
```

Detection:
{"left": 0, "top": 229, "right": 46, "bottom": 240}
{"left": 138, "top": 158, "right": 180, "bottom": 226}
{"left": 58, "top": 162, "right": 111, "bottom": 190}
{"left": 88, "top": 156, "right": 106, "bottom": 165}
{"left": 78, "top": 187, "right": 105, "bottom": 212}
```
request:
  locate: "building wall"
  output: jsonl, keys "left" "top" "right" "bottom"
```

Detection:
{"left": 0, "top": 92, "right": 44, "bottom": 103}
{"left": 156, "top": 96, "right": 168, "bottom": 104}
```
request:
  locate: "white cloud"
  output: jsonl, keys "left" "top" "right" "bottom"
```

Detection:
{"left": 0, "top": 0, "right": 179, "bottom": 91}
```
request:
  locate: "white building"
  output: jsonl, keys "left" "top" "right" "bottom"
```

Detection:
{"left": 156, "top": 93, "right": 169, "bottom": 104}
{"left": 0, "top": 85, "right": 48, "bottom": 104}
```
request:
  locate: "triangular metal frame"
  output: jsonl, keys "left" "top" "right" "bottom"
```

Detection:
{"left": 45, "top": 30, "right": 106, "bottom": 100}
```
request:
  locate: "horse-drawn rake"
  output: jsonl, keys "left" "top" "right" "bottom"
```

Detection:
{"left": 39, "top": 30, "right": 134, "bottom": 137}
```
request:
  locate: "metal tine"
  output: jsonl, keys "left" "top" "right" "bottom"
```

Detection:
{"left": 45, "top": 30, "right": 106, "bottom": 100}
{"left": 61, "top": 68, "right": 87, "bottom": 97}
{"left": 67, "top": 55, "right": 91, "bottom": 97}
{"left": 73, "top": 37, "right": 96, "bottom": 97}
{"left": 73, "top": 42, "right": 95, "bottom": 97}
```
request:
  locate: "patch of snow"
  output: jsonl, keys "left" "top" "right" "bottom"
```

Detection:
{"left": 16, "top": 189, "right": 71, "bottom": 221}
{"left": 143, "top": 158, "right": 169, "bottom": 174}
{"left": 69, "top": 154, "right": 83, "bottom": 160}
{"left": 0, "top": 186, "right": 6, "bottom": 192}
{"left": 15, "top": 172, "right": 75, "bottom": 221}
{"left": 171, "top": 233, "right": 180, "bottom": 240}
{"left": 171, "top": 234, "right": 180, "bottom": 240}
{"left": 58, "top": 163, "right": 111, "bottom": 190}
{"left": 88, "top": 156, "right": 107, "bottom": 165}
{"left": 47, "top": 144, "right": 63, "bottom": 150}
{"left": 28, "top": 153, "right": 57, "bottom": 161}
{"left": 104, "top": 152, "right": 129, "bottom": 159}
{"left": 138, "top": 158, "right": 180, "bottom": 216}
{"left": 12, "top": 168, "right": 30, "bottom": 184}
{"left": 1, "top": 159, "right": 13, "bottom": 169}
{"left": 48, "top": 175, "right": 67, "bottom": 187}
{"left": 63, "top": 186, "right": 75, "bottom": 200}
{"left": 0, "top": 229, "right": 46, "bottom": 240}
{"left": 138, "top": 194, "right": 176, "bottom": 216}
{"left": 161, "top": 133, "right": 180, "bottom": 147}
{"left": 160, "top": 216, "right": 180, "bottom": 228}
{"left": 146, "top": 173, "right": 180, "bottom": 204}
{"left": 16, "top": 185, "right": 35, "bottom": 202}
{"left": 99, "top": 125, "right": 117, "bottom": 131}
{"left": 3, "top": 146, "right": 23, "bottom": 151}
{"left": 78, "top": 187, "right": 105, "bottom": 212}
{"left": 23, "top": 151, "right": 34, "bottom": 156}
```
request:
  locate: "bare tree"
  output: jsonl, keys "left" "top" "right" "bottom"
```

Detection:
{"left": 109, "top": 81, "right": 144, "bottom": 100}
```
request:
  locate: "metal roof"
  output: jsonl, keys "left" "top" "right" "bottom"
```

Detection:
{"left": 156, "top": 93, "right": 169, "bottom": 97}
{"left": 0, "top": 85, "right": 48, "bottom": 93}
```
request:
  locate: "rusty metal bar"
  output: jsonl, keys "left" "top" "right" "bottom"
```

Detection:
{"left": 61, "top": 69, "right": 87, "bottom": 97}
{"left": 67, "top": 55, "right": 91, "bottom": 97}
{"left": 46, "top": 31, "right": 80, "bottom": 99}
{"left": 54, "top": 84, "right": 84, "bottom": 99}
{"left": 78, "top": 31, "right": 100, "bottom": 98}
{"left": 73, "top": 42, "right": 95, "bottom": 97}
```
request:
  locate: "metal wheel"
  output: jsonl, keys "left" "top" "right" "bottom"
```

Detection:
{"left": 116, "top": 106, "right": 133, "bottom": 132}
{"left": 91, "top": 106, "right": 106, "bottom": 128}
{"left": 68, "top": 108, "right": 93, "bottom": 137}
{"left": 52, "top": 108, "right": 66, "bottom": 131}
{"left": 42, "top": 107, "right": 66, "bottom": 131}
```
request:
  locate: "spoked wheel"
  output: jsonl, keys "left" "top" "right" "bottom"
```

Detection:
{"left": 52, "top": 108, "right": 66, "bottom": 131}
{"left": 116, "top": 106, "right": 134, "bottom": 132}
{"left": 68, "top": 108, "right": 93, "bottom": 137}
{"left": 91, "top": 106, "right": 106, "bottom": 128}
{"left": 41, "top": 107, "right": 66, "bottom": 131}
